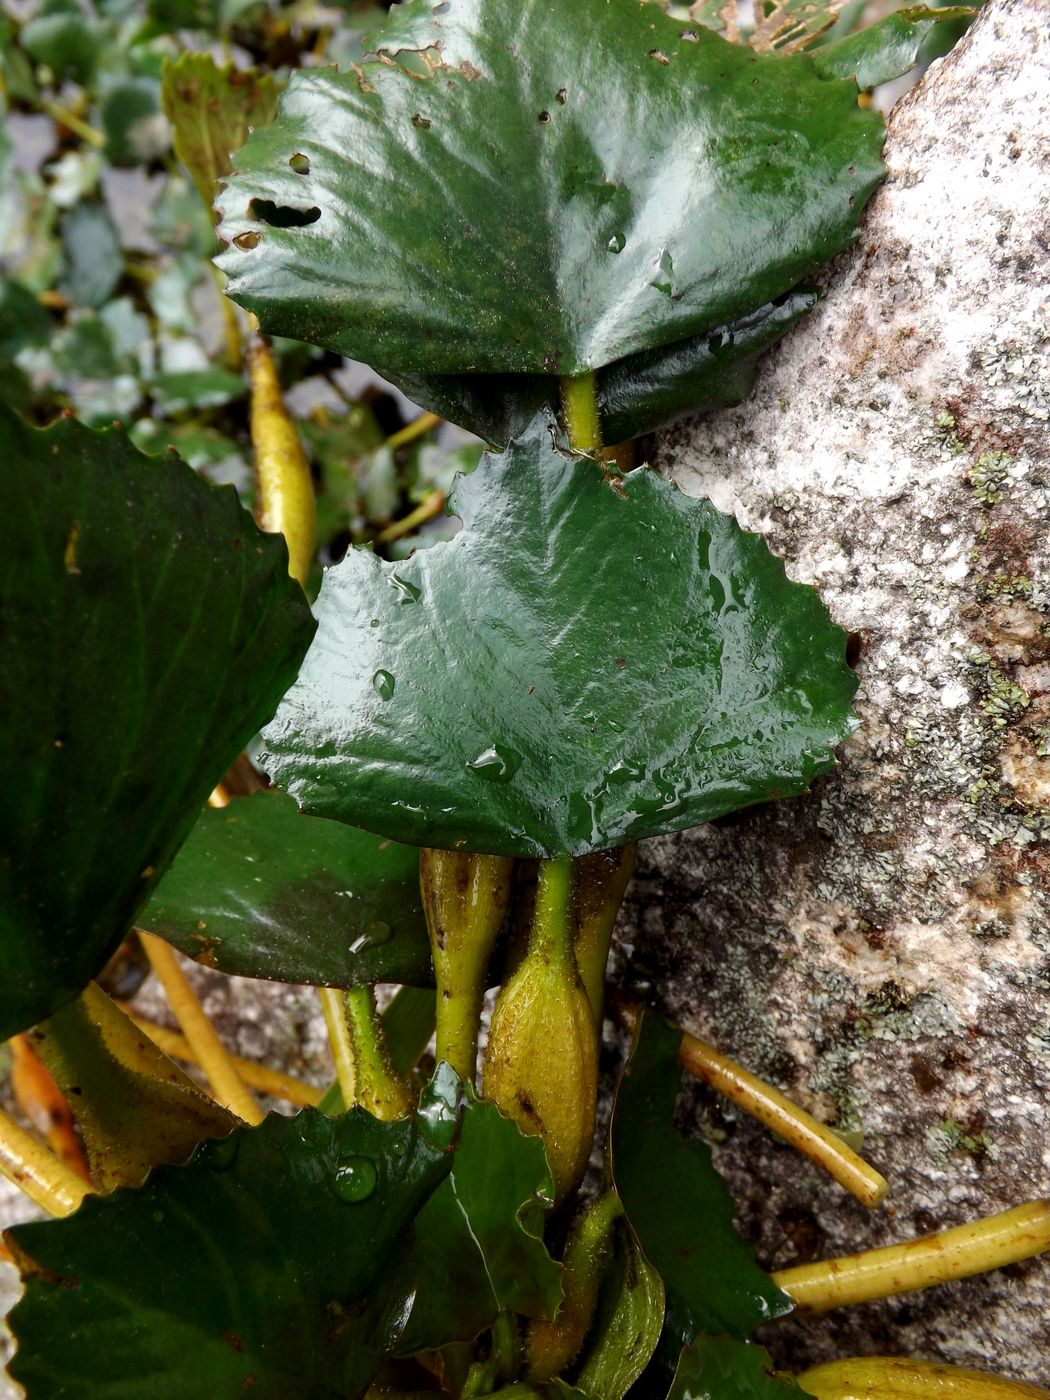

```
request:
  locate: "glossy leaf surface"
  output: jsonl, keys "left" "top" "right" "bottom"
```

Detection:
{"left": 397, "top": 1090, "right": 561, "bottom": 1354}
{"left": 668, "top": 1336, "right": 805, "bottom": 1400}
{"left": 385, "top": 292, "right": 817, "bottom": 447}
{"left": 812, "top": 7, "right": 978, "bottom": 90}
{"left": 7, "top": 1107, "right": 452, "bottom": 1399}
{"left": 140, "top": 792, "right": 431, "bottom": 988}
{"left": 216, "top": 0, "right": 884, "bottom": 375}
{"left": 263, "top": 417, "right": 856, "bottom": 858}
{"left": 610, "top": 1014, "right": 792, "bottom": 1350}
{"left": 0, "top": 406, "right": 315, "bottom": 1038}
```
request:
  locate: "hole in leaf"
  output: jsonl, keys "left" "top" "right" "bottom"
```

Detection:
{"left": 846, "top": 632, "right": 864, "bottom": 668}
{"left": 538, "top": 110, "right": 551, "bottom": 123}
{"left": 248, "top": 199, "right": 321, "bottom": 228}
{"left": 433, "top": 1, "right": 449, "bottom": 11}
{"left": 555, "top": 87, "right": 567, "bottom": 104}
{"left": 412, "top": 113, "right": 432, "bottom": 129}
{"left": 233, "top": 231, "right": 261, "bottom": 249}
{"left": 288, "top": 153, "right": 310, "bottom": 175}
{"left": 648, "top": 48, "right": 671, "bottom": 64}
{"left": 680, "top": 28, "right": 699, "bottom": 41}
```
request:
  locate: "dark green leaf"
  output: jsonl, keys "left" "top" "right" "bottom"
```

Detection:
{"left": 397, "top": 1089, "right": 561, "bottom": 1354}
{"left": 101, "top": 77, "right": 167, "bottom": 166}
{"left": 385, "top": 293, "right": 816, "bottom": 447}
{"left": 7, "top": 1107, "right": 452, "bottom": 1399}
{"left": 20, "top": 10, "right": 102, "bottom": 83}
{"left": 667, "top": 1336, "right": 806, "bottom": 1400}
{"left": 161, "top": 53, "right": 282, "bottom": 211}
{"left": 140, "top": 791, "right": 432, "bottom": 987}
{"left": 216, "top": 0, "right": 883, "bottom": 375}
{"left": 149, "top": 367, "right": 247, "bottom": 414}
{"left": 610, "top": 1014, "right": 791, "bottom": 1351}
{"left": 59, "top": 203, "right": 122, "bottom": 310}
{"left": 0, "top": 279, "right": 53, "bottom": 361}
{"left": 0, "top": 407, "right": 315, "bottom": 1038}
{"left": 811, "top": 6, "right": 978, "bottom": 89}
{"left": 262, "top": 415, "right": 856, "bottom": 858}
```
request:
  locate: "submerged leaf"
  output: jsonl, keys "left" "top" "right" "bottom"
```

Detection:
{"left": 262, "top": 415, "right": 856, "bottom": 858}
{"left": 216, "top": 0, "right": 883, "bottom": 377}
{"left": 610, "top": 1014, "right": 791, "bottom": 1353}
{"left": 7, "top": 1107, "right": 452, "bottom": 1399}
{"left": 397, "top": 1089, "right": 562, "bottom": 1354}
{"left": 0, "top": 406, "right": 315, "bottom": 1037}
{"left": 140, "top": 792, "right": 432, "bottom": 988}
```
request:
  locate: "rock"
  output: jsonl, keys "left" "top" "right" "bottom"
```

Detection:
{"left": 612, "top": 0, "right": 1050, "bottom": 1377}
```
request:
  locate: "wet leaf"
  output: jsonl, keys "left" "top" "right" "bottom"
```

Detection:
{"left": 385, "top": 293, "right": 816, "bottom": 447}
{"left": 262, "top": 415, "right": 856, "bottom": 858}
{"left": 667, "top": 1336, "right": 806, "bottom": 1400}
{"left": 0, "top": 406, "right": 315, "bottom": 1038}
{"left": 216, "top": 0, "right": 883, "bottom": 376}
{"left": 610, "top": 1014, "right": 791, "bottom": 1353}
{"left": 397, "top": 1089, "right": 562, "bottom": 1354}
{"left": 811, "top": 6, "right": 978, "bottom": 89}
{"left": 161, "top": 52, "right": 282, "bottom": 211}
{"left": 574, "top": 1220, "right": 664, "bottom": 1400}
{"left": 140, "top": 791, "right": 432, "bottom": 988}
{"left": 7, "top": 1106, "right": 451, "bottom": 1399}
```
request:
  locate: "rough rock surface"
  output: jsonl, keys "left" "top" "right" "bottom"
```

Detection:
{"left": 611, "top": 0, "right": 1050, "bottom": 1378}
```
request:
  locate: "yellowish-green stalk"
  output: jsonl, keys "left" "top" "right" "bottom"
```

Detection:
{"left": 528, "top": 1191, "right": 623, "bottom": 1382}
{"left": 483, "top": 855, "right": 599, "bottom": 1201}
{"left": 561, "top": 372, "right": 603, "bottom": 455}
{"left": 139, "top": 932, "right": 264, "bottom": 1125}
{"left": 248, "top": 329, "right": 317, "bottom": 590}
{"left": 678, "top": 1029, "right": 887, "bottom": 1208}
{"left": 798, "top": 1356, "right": 1050, "bottom": 1399}
{"left": 420, "top": 849, "right": 513, "bottom": 1081}
{"left": 774, "top": 1200, "right": 1050, "bottom": 1313}
{"left": 318, "top": 986, "right": 360, "bottom": 1110}
{"left": 572, "top": 846, "right": 636, "bottom": 1020}
{"left": 377, "top": 489, "right": 446, "bottom": 544}
{"left": 342, "top": 986, "right": 413, "bottom": 1121}
{"left": 0, "top": 1107, "right": 91, "bottom": 1218}
{"left": 384, "top": 410, "right": 442, "bottom": 453}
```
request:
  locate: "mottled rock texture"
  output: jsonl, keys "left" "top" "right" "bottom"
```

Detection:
{"left": 612, "top": 0, "right": 1050, "bottom": 1378}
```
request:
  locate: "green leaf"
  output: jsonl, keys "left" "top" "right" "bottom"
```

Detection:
{"left": 59, "top": 203, "right": 122, "bottom": 310}
{"left": 20, "top": 10, "right": 102, "bottom": 83}
{"left": 149, "top": 366, "right": 247, "bottom": 414}
{"left": 262, "top": 415, "right": 856, "bottom": 858}
{"left": 101, "top": 77, "right": 168, "bottom": 166}
{"left": 397, "top": 1089, "right": 561, "bottom": 1354}
{"left": 610, "top": 1013, "right": 791, "bottom": 1352}
{"left": 6, "top": 1106, "right": 452, "bottom": 1399}
{"left": 574, "top": 1220, "right": 664, "bottom": 1400}
{"left": 216, "top": 0, "right": 884, "bottom": 376}
{"left": 0, "top": 407, "right": 315, "bottom": 1039}
{"left": 667, "top": 1336, "right": 806, "bottom": 1400}
{"left": 140, "top": 791, "right": 432, "bottom": 988}
{"left": 161, "top": 52, "right": 282, "bottom": 211}
{"left": 0, "top": 278, "right": 53, "bottom": 361}
{"left": 385, "top": 293, "right": 817, "bottom": 447}
{"left": 811, "top": 6, "right": 978, "bottom": 89}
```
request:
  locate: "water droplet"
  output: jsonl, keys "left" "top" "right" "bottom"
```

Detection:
{"left": 607, "top": 231, "right": 626, "bottom": 254}
{"left": 651, "top": 249, "right": 675, "bottom": 296}
{"left": 373, "top": 669, "right": 396, "bottom": 701}
{"left": 332, "top": 1155, "right": 378, "bottom": 1203}
{"left": 370, "top": 618, "right": 380, "bottom": 628}
{"left": 203, "top": 1134, "right": 239, "bottom": 1170}
{"left": 349, "top": 922, "right": 392, "bottom": 954}
{"left": 233, "top": 231, "right": 260, "bottom": 250}
{"left": 387, "top": 573, "right": 421, "bottom": 604}
{"left": 608, "top": 759, "right": 644, "bottom": 785}
{"left": 466, "top": 743, "right": 522, "bottom": 783}
{"left": 288, "top": 152, "right": 310, "bottom": 175}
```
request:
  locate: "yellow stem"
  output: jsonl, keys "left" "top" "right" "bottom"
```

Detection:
{"left": 560, "top": 372, "right": 603, "bottom": 455}
{"left": 119, "top": 1006, "right": 321, "bottom": 1107}
{"left": 774, "top": 1200, "right": 1050, "bottom": 1314}
{"left": 678, "top": 1031, "right": 887, "bottom": 1208}
{"left": 0, "top": 1108, "right": 91, "bottom": 1218}
{"left": 384, "top": 411, "right": 442, "bottom": 453}
{"left": 376, "top": 489, "right": 446, "bottom": 544}
{"left": 39, "top": 98, "right": 105, "bottom": 148}
{"left": 248, "top": 331, "right": 316, "bottom": 589}
{"left": 139, "top": 933, "right": 263, "bottom": 1125}
{"left": 318, "top": 986, "right": 358, "bottom": 1108}
{"left": 798, "top": 1356, "right": 1050, "bottom": 1399}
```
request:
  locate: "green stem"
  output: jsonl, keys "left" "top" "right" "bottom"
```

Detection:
{"left": 342, "top": 985, "right": 413, "bottom": 1121}
{"left": 527, "top": 1191, "right": 624, "bottom": 1381}
{"left": 490, "top": 1312, "right": 520, "bottom": 1387}
{"left": 572, "top": 846, "right": 636, "bottom": 1019}
{"left": 531, "top": 854, "right": 575, "bottom": 967}
{"left": 39, "top": 98, "right": 105, "bottom": 148}
{"left": 560, "top": 371, "right": 603, "bottom": 454}
{"left": 420, "top": 849, "right": 513, "bottom": 1083}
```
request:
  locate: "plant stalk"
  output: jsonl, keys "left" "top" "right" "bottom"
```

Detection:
{"left": 572, "top": 846, "right": 636, "bottom": 1019}
{"left": 248, "top": 328, "right": 316, "bottom": 591}
{"left": 420, "top": 849, "right": 513, "bottom": 1082}
{"left": 333, "top": 986, "right": 414, "bottom": 1121}
{"left": 0, "top": 1108, "right": 91, "bottom": 1218}
{"left": 774, "top": 1200, "right": 1050, "bottom": 1313}
{"left": 560, "top": 372, "right": 603, "bottom": 455}
{"left": 797, "top": 1356, "right": 1050, "bottom": 1399}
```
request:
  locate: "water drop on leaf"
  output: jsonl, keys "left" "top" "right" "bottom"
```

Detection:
{"left": 387, "top": 573, "right": 421, "bottom": 604}
{"left": 372, "top": 669, "right": 396, "bottom": 701}
{"left": 607, "top": 232, "right": 626, "bottom": 254}
{"left": 466, "top": 744, "right": 522, "bottom": 783}
{"left": 332, "top": 1155, "right": 378, "bottom": 1203}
